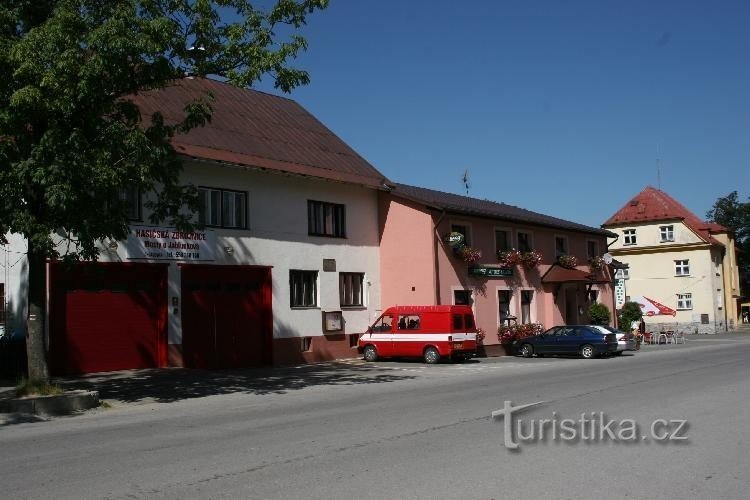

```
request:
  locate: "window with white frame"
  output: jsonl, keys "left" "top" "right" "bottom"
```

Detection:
{"left": 290, "top": 270, "right": 318, "bottom": 308}
{"left": 674, "top": 259, "right": 690, "bottom": 276}
{"left": 623, "top": 229, "right": 636, "bottom": 245}
{"left": 615, "top": 268, "right": 630, "bottom": 279}
{"left": 521, "top": 290, "right": 533, "bottom": 324}
{"left": 517, "top": 231, "right": 532, "bottom": 252}
{"left": 555, "top": 236, "right": 568, "bottom": 257}
{"left": 498, "top": 290, "right": 513, "bottom": 321}
{"left": 199, "top": 187, "right": 247, "bottom": 228}
{"left": 339, "top": 272, "right": 364, "bottom": 307}
{"left": 454, "top": 289, "right": 473, "bottom": 306}
{"left": 677, "top": 293, "right": 692, "bottom": 310}
{"left": 660, "top": 225, "right": 674, "bottom": 242}
{"left": 308, "top": 200, "right": 346, "bottom": 238}
{"left": 587, "top": 240, "right": 598, "bottom": 259}
{"left": 495, "top": 229, "right": 511, "bottom": 253}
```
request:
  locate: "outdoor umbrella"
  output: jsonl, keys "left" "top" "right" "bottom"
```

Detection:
{"left": 630, "top": 295, "right": 677, "bottom": 317}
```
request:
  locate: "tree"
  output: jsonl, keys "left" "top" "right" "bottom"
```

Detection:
{"left": 0, "top": 0, "right": 328, "bottom": 381}
{"left": 706, "top": 191, "right": 750, "bottom": 275}
{"left": 588, "top": 303, "right": 611, "bottom": 325}
{"left": 618, "top": 302, "right": 643, "bottom": 331}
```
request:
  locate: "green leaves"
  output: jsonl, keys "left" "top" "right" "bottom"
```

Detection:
{"left": 0, "top": 0, "right": 327, "bottom": 257}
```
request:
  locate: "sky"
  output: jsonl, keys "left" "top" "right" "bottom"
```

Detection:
{"left": 256, "top": 0, "right": 750, "bottom": 228}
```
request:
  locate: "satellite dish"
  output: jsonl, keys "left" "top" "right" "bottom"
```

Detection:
{"left": 602, "top": 253, "right": 613, "bottom": 264}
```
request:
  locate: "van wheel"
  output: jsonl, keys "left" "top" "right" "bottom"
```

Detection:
{"left": 424, "top": 347, "right": 440, "bottom": 364}
{"left": 520, "top": 343, "right": 534, "bottom": 358}
{"left": 580, "top": 344, "right": 595, "bottom": 359}
{"left": 363, "top": 345, "right": 378, "bottom": 362}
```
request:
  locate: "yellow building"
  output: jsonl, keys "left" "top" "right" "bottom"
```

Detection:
{"left": 603, "top": 187, "right": 741, "bottom": 334}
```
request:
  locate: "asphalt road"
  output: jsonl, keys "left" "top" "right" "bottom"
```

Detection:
{"left": 2, "top": 336, "right": 750, "bottom": 499}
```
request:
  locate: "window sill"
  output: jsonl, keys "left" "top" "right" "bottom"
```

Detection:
{"left": 341, "top": 305, "right": 366, "bottom": 311}
{"left": 660, "top": 240, "right": 675, "bottom": 243}
{"left": 622, "top": 243, "right": 637, "bottom": 246}
{"left": 291, "top": 306, "right": 320, "bottom": 310}
{"left": 674, "top": 275, "right": 691, "bottom": 278}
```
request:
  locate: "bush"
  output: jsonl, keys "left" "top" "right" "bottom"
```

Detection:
{"left": 589, "top": 303, "right": 611, "bottom": 325}
{"left": 618, "top": 301, "right": 643, "bottom": 330}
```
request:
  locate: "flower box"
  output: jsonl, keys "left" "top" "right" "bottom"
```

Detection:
{"left": 557, "top": 254, "right": 578, "bottom": 269}
{"left": 497, "top": 249, "right": 522, "bottom": 268}
{"left": 454, "top": 245, "right": 482, "bottom": 263}
{"left": 520, "top": 250, "right": 543, "bottom": 269}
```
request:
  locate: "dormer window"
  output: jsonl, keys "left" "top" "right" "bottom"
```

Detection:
{"left": 623, "top": 229, "right": 636, "bottom": 245}
{"left": 660, "top": 225, "right": 674, "bottom": 242}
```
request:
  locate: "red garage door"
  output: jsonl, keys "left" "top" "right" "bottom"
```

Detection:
{"left": 181, "top": 265, "right": 272, "bottom": 369}
{"left": 49, "top": 263, "right": 168, "bottom": 375}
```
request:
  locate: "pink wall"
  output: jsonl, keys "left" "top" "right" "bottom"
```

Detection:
{"left": 379, "top": 192, "right": 616, "bottom": 349}
{"left": 379, "top": 194, "right": 437, "bottom": 306}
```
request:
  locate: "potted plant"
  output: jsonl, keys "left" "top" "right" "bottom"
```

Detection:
{"left": 557, "top": 254, "right": 578, "bottom": 269}
{"left": 456, "top": 245, "right": 482, "bottom": 263}
{"left": 497, "top": 249, "right": 522, "bottom": 268}
{"left": 520, "top": 250, "right": 543, "bottom": 269}
{"left": 588, "top": 255, "right": 604, "bottom": 273}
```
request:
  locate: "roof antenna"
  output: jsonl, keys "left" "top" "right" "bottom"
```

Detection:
{"left": 462, "top": 169, "right": 470, "bottom": 196}
{"left": 656, "top": 156, "right": 662, "bottom": 191}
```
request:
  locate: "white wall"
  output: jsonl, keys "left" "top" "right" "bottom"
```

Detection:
{"left": 95, "top": 161, "right": 383, "bottom": 344}
{"left": 1, "top": 233, "right": 28, "bottom": 339}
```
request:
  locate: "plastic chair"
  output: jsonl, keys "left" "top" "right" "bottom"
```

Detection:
{"left": 664, "top": 330, "right": 675, "bottom": 344}
{"left": 642, "top": 332, "right": 655, "bottom": 344}
{"left": 673, "top": 331, "right": 686, "bottom": 344}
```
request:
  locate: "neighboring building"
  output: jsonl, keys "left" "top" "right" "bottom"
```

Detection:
{"left": 379, "top": 184, "right": 617, "bottom": 353}
{"left": 8, "top": 77, "right": 392, "bottom": 374}
{"left": 603, "top": 186, "right": 741, "bottom": 334}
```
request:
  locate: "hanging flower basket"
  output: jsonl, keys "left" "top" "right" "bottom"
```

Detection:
{"left": 455, "top": 245, "right": 482, "bottom": 263}
{"left": 588, "top": 256, "right": 604, "bottom": 273}
{"left": 497, "top": 249, "right": 522, "bottom": 268}
{"left": 520, "top": 250, "right": 543, "bottom": 269}
{"left": 557, "top": 254, "right": 578, "bottom": 269}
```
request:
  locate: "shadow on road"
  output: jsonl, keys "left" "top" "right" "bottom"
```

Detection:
{"left": 54, "top": 362, "right": 416, "bottom": 404}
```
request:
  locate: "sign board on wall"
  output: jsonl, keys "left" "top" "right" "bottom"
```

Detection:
{"left": 123, "top": 226, "right": 216, "bottom": 261}
{"left": 468, "top": 265, "right": 513, "bottom": 278}
{"left": 614, "top": 278, "right": 626, "bottom": 308}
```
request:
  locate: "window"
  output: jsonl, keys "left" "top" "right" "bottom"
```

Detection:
{"left": 454, "top": 289, "right": 473, "bottom": 306}
{"left": 587, "top": 290, "right": 598, "bottom": 303}
{"left": 453, "top": 314, "right": 463, "bottom": 329}
{"left": 340, "top": 272, "right": 364, "bottom": 307}
{"left": 675, "top": 260, "right": 690, "bottom": 276}
{"left": 521, "top": 290, "right": 533, "bottom": 324}
{"left": 464, "top": 314, "right": 475, "bottom": 329}
{"left": 349, "top": 334, "right": 359, "bottom": 348}
{"left": 397, "top": 315, "right": 420, "bottom": 330}
{"left": 290, "top": 270, "right": 318, "bottom": 308}
{"left": 301, "top": 337, "right": 312, "bottom": 352}
{"left": 587, "top": 240, "right": 598, "bottom": 259}
{"left": 199, "top": 187, "right": 247, "bottom": 228}
{"left": 615, "top": 268, "right": 630, "bottom": 279}
{"left": 660, "top": 225, "right": 674, "bottom": 242}
{"left": 373, "top": 314, "right": 393, "bottom": 332}
{"left": 308, "top": 200, "right": 346, "bottom": 238}
{"left": 495, "top": 229, "right": 510, "bottom": 253}
{"left": 122, "top": 185, "right": 141, "bottom": 221}
{"left": 517, "top": 231, "right": 532, "bottom": 253}
{"left": 676, "top": 293, "right": 692, "bottom": 310}
{"left": 498, "top": 290, "right": 512, "bottom": 320}
{"left": 451, "top": 224, "right": 470, "bottom": 246}
{"left": 555, "top": 236, "right": 568, "bottom": 257}
{"left": 623, "top": 229, "right": 636, "bottom": 245}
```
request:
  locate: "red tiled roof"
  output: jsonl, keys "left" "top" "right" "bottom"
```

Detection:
{"left": 128, "top": 78, "right": 390, "bottom": 189}
{"left": 393, "top": 184, "right": 615, "bottom": 237}
{"left": 603, "top": 186, "right": 726, "bottom": 245}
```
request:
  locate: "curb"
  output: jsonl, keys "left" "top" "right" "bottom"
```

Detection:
{"left": 0, "top": 390, "right": 99, "bottom": 416}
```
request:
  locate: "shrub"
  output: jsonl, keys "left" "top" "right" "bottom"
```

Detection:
{"left": 618, "top": 301, "right": 643, "bottom": 330}
{"left": 589, "top": 303, "right": 611, "bottom": 325}
{"left": 498, "top": 323, "right": 544, "bottom": 343}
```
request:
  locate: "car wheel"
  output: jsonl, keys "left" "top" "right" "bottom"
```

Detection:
{"left": 520, "top": 343, "right": 534, "bottom": 358}
{"left": 580, "top": 344, "right": 595, "bottom": 359}
{"left": 363, "top": 345, "right": 378, "bottom": 362}
{"left": 424, "top": 346, "right": 440, "bottom": 364}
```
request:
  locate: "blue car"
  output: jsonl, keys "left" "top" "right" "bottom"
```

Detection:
{"left": 514, "top": 325, "right": 618, "bottom": 359}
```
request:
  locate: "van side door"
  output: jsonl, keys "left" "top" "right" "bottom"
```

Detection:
{"left": 368, "top": 314, "right": 395, "bottom": 356}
